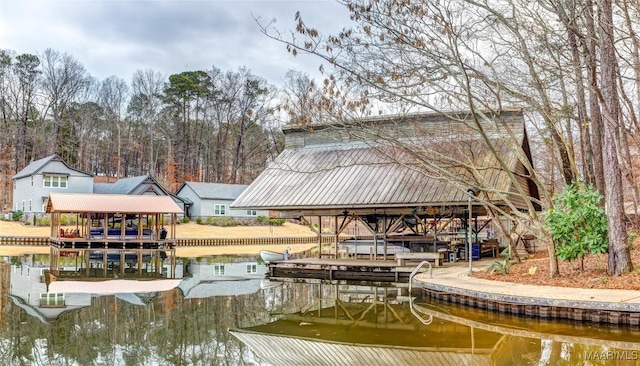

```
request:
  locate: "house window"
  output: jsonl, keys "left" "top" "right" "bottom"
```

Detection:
{"left": 246, "top": 264, "right": 257, "bottom": 274}
{"left": 246, "top": 210, "right": 257, "bottom": 216}
{"left": 43, "top": 175, "right": 68, "bottom": 189}
{"left": 213, "top": 264, "right": 225, "bottom": 275}
{"left": 40, "top": 293, "right": 65, "bottom": 307}
{"left": 214, "top": 204, "right": 226, "bottom": 216}
{"left": 28, "top": 200, "right": 32, "bottom": 212}
{"left": 30, "top": 176, "right": 33, "bottom": 187}
{"left": 22, "top": 200, "right": 25, "bottom": 212}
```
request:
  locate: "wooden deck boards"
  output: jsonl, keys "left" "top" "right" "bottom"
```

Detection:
{"left": 267, "top": 258, "right": 431, "bottom": 282}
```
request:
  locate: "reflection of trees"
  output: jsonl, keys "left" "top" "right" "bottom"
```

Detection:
{"left": 0, "top": 279, "right": 325, "bottom": 365}
{"left": 0, "top": 306, "right": 45, "bottom": 364}
{"left": 4, "top": 279, "right": 635, "bottom": 365}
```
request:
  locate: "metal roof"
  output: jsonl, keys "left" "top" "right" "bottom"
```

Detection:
{"left": 48, "top": 279, "right": 182, "bottom": 294}
{"left": 232, "top": 110, "right": 535, "bottom": 212}
{"left": 46, "top": 193, "right": 184, "bottom": 214}
{"left": 177, "top": 182, "right": 249, "bottom": 200}
{"left": 230, "top": 329, "right": 492, "bottom": 366}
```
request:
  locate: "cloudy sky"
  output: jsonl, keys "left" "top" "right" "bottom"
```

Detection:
{"left": 0, "top": 0, "right": 352, "bottom": 86}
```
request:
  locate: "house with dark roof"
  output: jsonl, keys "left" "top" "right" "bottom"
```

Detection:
{"left": 12, "top": 155, "right": 188, "bottom": 218}
{"left": 175, "top": 182, "right": 269, "bottom": 220}
{"left": 94, "top": 175, "right": 189, "bottom": 213}
{"left": 12, "top": 154, "right": 94, "bottom": 214}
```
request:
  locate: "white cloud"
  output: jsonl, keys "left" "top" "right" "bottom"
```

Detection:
{"left": 0, "top": 0, "right": 352, "bottom": 85}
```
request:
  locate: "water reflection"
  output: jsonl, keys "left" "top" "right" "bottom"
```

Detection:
{"left": 1, "top": 253, "right": 639, "bottom": 365}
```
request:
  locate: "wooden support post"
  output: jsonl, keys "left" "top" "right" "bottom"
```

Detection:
{"left": 383, "top": 215, "right": 388, "bottom": 260}
{"left": 102, "top": 250, "right": 107, "bottom": 277}
{"left": 170, "top": 248, "right": 176, "bottom": 278}
{"left": 317, "top": 215, "right": 322, "bottom": 258}
{"left": 120, "top": 212, "right": 126, "bottom": 240}
{"left": 334, "top": 215, "right": 338, "bottom": 258}
{"left": 120, "top": 250, "right": 125, "bottom": 277}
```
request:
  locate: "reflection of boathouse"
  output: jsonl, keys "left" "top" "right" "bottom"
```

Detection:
{"left": 6, "top": 261, "right": 183, "bottom": 322}
{"left": 231, "top": 283, "right": 502, "bottom": 366}
{"left": 46, "top": 192, "right": 183, "bottom": 280}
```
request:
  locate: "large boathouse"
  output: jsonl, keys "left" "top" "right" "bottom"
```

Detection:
{"left": 233, "top": 109, "right": 541, "bottom": 263}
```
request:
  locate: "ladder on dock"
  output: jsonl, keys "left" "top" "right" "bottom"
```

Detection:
{"left": 408, "top": 260, "right": 433, "bottom": 325}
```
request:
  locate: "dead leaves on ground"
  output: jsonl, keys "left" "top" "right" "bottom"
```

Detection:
{"left": 473, "top": 244, "right": 640, "bottom": 290}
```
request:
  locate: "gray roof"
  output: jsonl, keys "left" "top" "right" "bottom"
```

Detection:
{"left": 178, "top": 182, "right": 249, "bottom": 201}
{"left": 93, "top": 175, "right": 189, "bottom": 205}
{"left": 13, "top": 154, "right": 93, "bottom": 180}
{"left": 230, "top": 329, "right": 492, "bottom": 366}
{"left": 93, "top": 175, "right": 152, "bottom": 194}
{"left": 232, "top": 110, "right": 538, "bottom": 212}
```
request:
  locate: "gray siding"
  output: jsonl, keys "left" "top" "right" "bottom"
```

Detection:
{"left": 13, "top": 161, "right": 93, "bottom": 213}
{"left": 176, "top": 182, "right": 269, "bottom": 218}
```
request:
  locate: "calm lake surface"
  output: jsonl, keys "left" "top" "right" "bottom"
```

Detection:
{"left": 2, "top": 253, "right": 640, "bottom": 365}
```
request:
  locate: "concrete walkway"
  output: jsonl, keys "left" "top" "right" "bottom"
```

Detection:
{"left": 413, "top": 260, "right": 640, "bottom": 313}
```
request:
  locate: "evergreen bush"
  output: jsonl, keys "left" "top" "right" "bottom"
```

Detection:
{"left": 544, "top": 181, "right": 608, "bottom": 269}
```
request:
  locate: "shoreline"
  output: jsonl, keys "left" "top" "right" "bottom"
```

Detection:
{"left": 413, "top": 266, "right": 640, "bottom": 326}
{"left": 0, "top": 244, "right": 317, "bottom": 257}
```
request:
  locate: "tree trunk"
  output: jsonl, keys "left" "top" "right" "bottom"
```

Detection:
{"left": 598, "top": 0, "right": 633, "bottom": 275}
{"left": 584, "top": 0, "right": 606, "bottom": 198}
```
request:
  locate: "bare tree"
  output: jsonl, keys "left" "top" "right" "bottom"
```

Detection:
{"left": 259, "top": 0, "right": 560, "bottom": 275}
{"left": 129, "top": 69, "right": 166, "bottom": 176}
{"left": 39, "top": 48, "right": 90, "bottom": 155}
{"left": 98, "top": 76, "right": 129, "bottom": 177}
{"left": 6, "top": 53, "right": 40, "bottom": 169}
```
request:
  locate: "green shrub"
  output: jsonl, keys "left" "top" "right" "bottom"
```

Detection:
{"left": 196, "top": 217, "right": 203, "bottom": 225}
{"left": 487, "top": 248, "right": 511, "bottom": 275}
{"left": 544, "top": 181, "right": 608, "bottom": 270}
{"left": 59, "top": 214, "right": 77, "bottom": 226}
{"left": 12, "top": 210, "right": 23, "bottom": 221}
{"left": 257, "top": 216, "right": 285, "bottom": 226}
{"left": 268, "top": 218, "right": 285, "bottom": 226}
{"left": 210, "top": 217, "right": 240, "bottom": 227}
{"left": 36, "top": 216, "right": 51, "bottom": 226}
{"left": 181, "top": 216, "right": 190, "bottom": 223}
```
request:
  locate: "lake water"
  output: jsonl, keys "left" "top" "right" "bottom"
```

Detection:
{"left": 2, "top": 253, "right": 640, "bottom": 365}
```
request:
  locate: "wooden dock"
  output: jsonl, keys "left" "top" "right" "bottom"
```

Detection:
{"left": 267, "top": 257, "right": 435, "bottom": 282}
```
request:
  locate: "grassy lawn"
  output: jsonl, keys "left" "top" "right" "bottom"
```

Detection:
{"left": 0, "top": 220, "right": 319, "bottom": 256}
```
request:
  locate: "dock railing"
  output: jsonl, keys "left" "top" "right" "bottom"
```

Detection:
{"left": 408, "top": 260, "right": 434, "bottom": 325}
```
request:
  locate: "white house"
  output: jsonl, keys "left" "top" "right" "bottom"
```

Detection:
{"left": 175, "top": 182, "right": 269, "bottom": 220}
{"left": 12, "top": 154, "right": 94, "bottom": 215}
{"left": 178, "top": 259, "right": 268, "bottom": 298}
{"left": 12, "top": 155, "right": 188, "bottom": 219}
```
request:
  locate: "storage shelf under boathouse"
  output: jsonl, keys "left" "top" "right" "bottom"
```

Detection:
{"left": 46, "top": 192, "right": 183, "bottom": 280}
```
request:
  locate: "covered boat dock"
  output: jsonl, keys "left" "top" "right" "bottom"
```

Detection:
{"left": 232, "top": 109, "right": 541, "bottom": 277}
{"left": 46, "top": 192, "right": 183, "bottom": 279}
